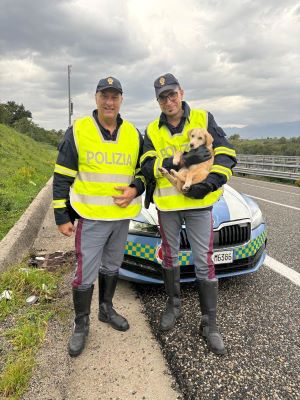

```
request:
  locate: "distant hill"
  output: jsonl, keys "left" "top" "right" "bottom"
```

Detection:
{"left": 225, "top": 121, "right": 300, "bottom": 139}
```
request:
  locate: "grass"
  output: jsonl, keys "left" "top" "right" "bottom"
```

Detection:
{"left": 0, "top": 263, "right": 58, "bottom": 322}
{"left": 0, "top": 351, "right": 34, "bottom": 400}
{"left": 0, "top": 124, "right": 58, "bottom": 240}
{"left": 0, "top": 262, "right": 72, "bottom": 399}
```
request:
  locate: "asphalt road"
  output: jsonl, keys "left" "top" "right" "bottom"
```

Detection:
{"left": 135, "top": 176, "right": 300, "bottom": 400}
{"left": 230, "top": 176, "right": 300, "bottom": 273}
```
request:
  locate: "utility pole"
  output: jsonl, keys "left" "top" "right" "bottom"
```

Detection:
{"left": 67, "top": 65, "right": 73, "bottom": 126}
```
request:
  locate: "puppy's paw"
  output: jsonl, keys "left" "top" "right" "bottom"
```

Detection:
{"left": 170, "top": 169, "right": 177, "bottom": 176}
{"left": 173, "top": 151, "right": 182, "bottom": 166}
{"left": 158, "top": 167, "right": 168, "bottom": 175}
{"left": 182, "top": 185, "right": 190, "bottom": 193}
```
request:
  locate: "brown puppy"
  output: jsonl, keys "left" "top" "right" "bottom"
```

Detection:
{"left": 159, "top": 128, "right": 214, "bottom": 193}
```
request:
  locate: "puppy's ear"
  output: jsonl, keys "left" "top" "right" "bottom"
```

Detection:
{"left": 204, "top": 130, "right": 213, "bottom": 146}
{"left": 187, "top": 129, "right": 194, "bottom": 139}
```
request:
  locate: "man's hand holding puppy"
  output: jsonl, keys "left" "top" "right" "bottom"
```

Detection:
{"left": 184, "top": 180, "right": 215, "bottom": 199}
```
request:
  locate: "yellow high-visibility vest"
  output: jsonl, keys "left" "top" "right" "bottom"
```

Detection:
{"left": 147, "top": 109, "right": 223, "bottom": 211}
{"left": 70, "top": 116, "right": 142, "bottom": 220}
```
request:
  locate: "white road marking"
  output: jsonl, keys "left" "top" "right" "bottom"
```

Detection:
{"left": 265, "top": 255, "right": 300, "bottom": 287}
{"left": 246, "top": 195, "right": 300, "bottom": 210}
{"left": 233, "top": 181, "right": 300, "bottom": 196}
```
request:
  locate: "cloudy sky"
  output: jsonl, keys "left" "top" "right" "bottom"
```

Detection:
{"left": 0, "top": 0, "right": 299, "bottom": 132}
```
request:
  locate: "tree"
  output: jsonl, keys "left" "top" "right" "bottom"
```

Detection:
{"left": 278, "top": 137, "right": 287, "bottom": 144}
{"left": 229, "top": 134, "right": 240, "bottom": 141}
{"left": 0, "top": 101, "right": 32, "bottom": 126}
{"left": 12, "top": 117, "right": 35, "bottom": 133}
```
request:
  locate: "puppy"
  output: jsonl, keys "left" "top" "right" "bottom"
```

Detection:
{"left": 159, "top": 128, "right": 214, "bottom": 193}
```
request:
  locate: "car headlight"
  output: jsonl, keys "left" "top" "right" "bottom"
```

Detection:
{"left": 129, "top": 220, "right": 160, "bottom": 237}
{"left": 251, "top": 208, "right": 264, "bottom": 230}
{"left": 241, "top": 194, "right": 265, "bottom": 230}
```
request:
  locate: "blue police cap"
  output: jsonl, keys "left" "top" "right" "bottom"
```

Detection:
{"left": 154, "top": 73, "right": 180, "bottom": 98}
{"left": 96, "top": 76, "right": 123, "bottom": 94}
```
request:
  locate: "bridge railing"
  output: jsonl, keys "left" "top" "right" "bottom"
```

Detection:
{"left": 234, "top": 155, "right": 300, "bottom": 180}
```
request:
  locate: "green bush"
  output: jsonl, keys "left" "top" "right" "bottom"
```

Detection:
{"left": 229, "top": 136, "right": 300, "bottom": 156}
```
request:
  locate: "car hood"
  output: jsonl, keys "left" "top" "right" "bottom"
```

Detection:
{"left": 212, "top": 184, "right": 251, "bottom": 228}
{"left": 140, "top": 184, "right": 251, "bottom": 229}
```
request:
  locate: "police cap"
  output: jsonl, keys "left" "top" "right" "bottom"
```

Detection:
{"left": 96, "top": 76, "right": 123, "bottom": 94}
{"left": 154, "top": 73, "right": 180, "bottom": 98}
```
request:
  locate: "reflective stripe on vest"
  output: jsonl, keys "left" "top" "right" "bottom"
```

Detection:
{"left": 70, "top": 116, "right": 142, "bottom": 220}
{"left": 147, "top": 109, "right": 223, "bottom": 211}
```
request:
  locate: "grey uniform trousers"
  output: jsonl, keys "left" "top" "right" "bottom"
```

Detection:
{"left": 72, "top": 218, "right": 130, "bottom": 289}
{"left": 158, "top": 208, "right": 215, "bottom": 280}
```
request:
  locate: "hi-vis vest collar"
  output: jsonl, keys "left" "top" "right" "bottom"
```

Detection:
{"left": 70, "top": 116, "right": 142, "bottom": 220}
{"left": 147, "top": 109, "right": 223, "bottom": 211}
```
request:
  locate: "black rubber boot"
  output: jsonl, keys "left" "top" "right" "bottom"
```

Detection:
{"left": 160, "top": 267, "right": 182, "bottom": 331}
{"left": 197, "top": 279, "right": 226, "bottom": 355}
{"left": 98, "top": 272, "right": 129, "bottom": 331}
{"left": 198, "top": 286, "right": 209, "bottom": 338}
{"left": 68, "top": 285, "right": 94, "bottom": 357}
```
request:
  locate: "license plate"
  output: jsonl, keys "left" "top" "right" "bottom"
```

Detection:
{"left": 213, "top": 250, "right": 233, "bottom": 264}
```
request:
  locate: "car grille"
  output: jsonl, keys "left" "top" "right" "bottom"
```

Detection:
{"left": 217, "top": 222, "right": 251, "bottom": 246}
{"left": 180, "top": 222, "right": 251, "bottom": 249}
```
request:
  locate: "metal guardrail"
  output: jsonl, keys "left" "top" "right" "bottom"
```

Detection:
{"left": 234, "top": 155, "right": 300, "bottom": 181}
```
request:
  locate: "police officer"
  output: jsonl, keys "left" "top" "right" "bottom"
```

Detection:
{"left": 141, "top": 73, "right": 236, "bottom": 355}
{"left": 53, "top": 76, "right": 144, "bottom": 357}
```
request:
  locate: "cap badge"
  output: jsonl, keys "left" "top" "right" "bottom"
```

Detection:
{"left": 107, "top": 77, "right": 113, "bottom": 85}
{"left": 159, "top": 77, "right": 165, "bottom": 86}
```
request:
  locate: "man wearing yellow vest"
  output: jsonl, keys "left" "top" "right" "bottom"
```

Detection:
{"left": 141, "top": 73, "right": 236, "bottom": 355}
{"left": 53, "top": 76, "right": 144, "bottom": 357}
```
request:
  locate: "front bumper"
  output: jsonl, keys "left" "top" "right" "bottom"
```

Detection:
{"left": 120, "top": 225, "right": 267, "bottom": 284}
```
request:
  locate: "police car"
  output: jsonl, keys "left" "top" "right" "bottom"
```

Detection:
{"left": 120, "top": 184, "right": 267, "bottom": 283}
